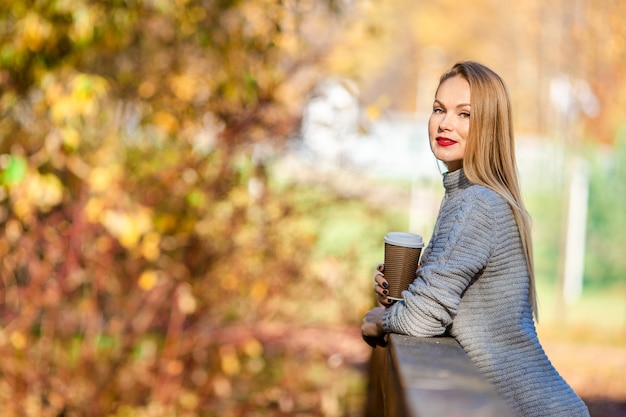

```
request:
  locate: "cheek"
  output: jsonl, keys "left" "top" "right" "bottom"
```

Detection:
{"left": 427, "top": 118, "right": 438, "bottom": 139}
{"left": 460, "top": 121, "right": 470, "bottom": 140}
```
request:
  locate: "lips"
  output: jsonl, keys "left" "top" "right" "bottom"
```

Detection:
{"left": 436, "top": 137, "right": 457, "bottom": 147}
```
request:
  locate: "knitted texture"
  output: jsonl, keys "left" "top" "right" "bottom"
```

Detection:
{"left": 382, "top": 169, "right": 589, "bottom": 417}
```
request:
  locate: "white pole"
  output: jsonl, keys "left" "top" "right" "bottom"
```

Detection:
{"left": 563, "top": 156, "right": 589, "bottom": 305}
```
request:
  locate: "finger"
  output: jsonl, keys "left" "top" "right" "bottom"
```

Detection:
{"left": 375, "top": 283, "right": 389, "bottom": 298}
{"left": 374, "top": 285, "right": 389, "bottom": 301}
{"left": 376, "top": 292, "right": 394, "bottom": 306}
{"left": 377, "top": 263, "right": 385, "bottom": 272}
{"left": 382, "top": 296, "right": 396, "bottom": 307}
{"left": 374, "top": 274, "right": 388, "bottom": 289}
{"left": 376, "top": 293, "right": 386, "bottom": 305}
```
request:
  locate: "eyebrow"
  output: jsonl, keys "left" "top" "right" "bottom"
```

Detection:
{"left": 433, "top": 99, "right": 471, "bottom": 108}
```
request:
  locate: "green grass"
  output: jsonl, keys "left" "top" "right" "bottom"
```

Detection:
{"left": 535, "top": 279, "right": 626, "bottom": 345}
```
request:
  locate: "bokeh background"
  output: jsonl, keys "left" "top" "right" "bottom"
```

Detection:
{"left": 0, "top": 1, "right": 624, "bottom": 416}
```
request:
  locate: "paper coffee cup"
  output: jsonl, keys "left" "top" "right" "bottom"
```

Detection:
{"left": 383, "top": 232, "right": 424, "bottom": 300}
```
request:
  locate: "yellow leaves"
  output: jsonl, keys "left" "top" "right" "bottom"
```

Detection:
{"left": 44, "top": 72, "right": 109, "bottom": 125}
{"left": 169, "top": 74, "right": 196, "bottom": 102}
{"left": 102, "top": 207, "right": 153, "bottom": 249}
{"left": 152, "top": 111, "right": 179, "bottom": 135}
{"left": 250, "top": 281, "right": 269, "bottom": 302}
{"left": 217, "top": 339, "right": 264, "bottom": 381}
{"left": 16, "top": 12, "right": 53, "bottom": 52}
{"left": 0, "top": 91, "right": 17, "bottom": 115}
{"left": 4, "top": 164, "right": 64, "bottom": 219}
{"left": 84, "top": 161, "right": 163, "bottom": 254}
{"left": 50, "top": 96, "right": 82, "bottom": 124}
{"left": 32, "top": 173, "right": 64, "bottom": 210}
{"left": 138, "top": 81, "right": 156, "bottom": 99}
{"left": 4, "top": 219, "right": 23, "bottom": 243}
{"left": 9, "top": 331, "right": 27, "bottom": 350}
{"left": 86, "top": 163, "right": 163, "bottom": 256}
{"left": 219, "top": 345, "right": 241, "bottom": 376}
{"left": 229, "top": 187, "right": 249, "bottom": 208}
{"left": 146, "top": 0, "right": 176, "bottom": 14}
{"left": 178, "top": 391, "right": 199, "bottom": 411}
{"left": 176, "top": 283, "right": 197, "bottom": 315}
{"left": 88, "top": 166, "right": 121, "bottom": 194}
{"left": 186, "top": 6, "right": 206, "bottom": 23}
{"left": 242, "top": 337, "right": 263, "bottom": 358}
{"left": 60, "top": 127, "right": 82, "bottom": 149}
{"left": 71, "top": 73, "right": 108, "bottom": 101}
{"left": 68, "top": 5, "right": 103, "bottom": 45}
{"left": 219, "top": 272, "right": 239, "bottom": 292}
{"left": 239, "top": 0, "right": 281, "bottom": 39}
{"left": 141, "top": 232, "right": 161, "bottom": 261}
{"left": 138, "top": 270, "right": 159, "bottom": 291}
{"left": 84, "top": 197, "right": 104, "bottom": 223}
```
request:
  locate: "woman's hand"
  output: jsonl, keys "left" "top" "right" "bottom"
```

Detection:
{"left": 373, "top": 264, "right": 395, "bottom": 307}
{"left": 361, "top": 306, "right": 387, "bottom": 347}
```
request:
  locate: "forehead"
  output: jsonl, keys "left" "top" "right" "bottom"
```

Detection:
{"left": 436, "top": 75, "right": 471, "bottom": 103}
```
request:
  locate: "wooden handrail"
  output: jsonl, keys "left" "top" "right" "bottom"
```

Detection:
{"left": 364, "top": 334, "right": 515, "bottom": 417}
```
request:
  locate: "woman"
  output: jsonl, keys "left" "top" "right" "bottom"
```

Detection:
{"left": 361, "top": 61, "right": 590, "bottom": 417}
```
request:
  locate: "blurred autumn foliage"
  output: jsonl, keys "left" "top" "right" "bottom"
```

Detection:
{"left": 0, "top": 1, "right": 376, "bottom": 416}
{"left": 3, "top": 0, "right": 626, "bottom": 416}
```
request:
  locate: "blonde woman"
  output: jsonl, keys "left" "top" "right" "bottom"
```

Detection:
{"left": 361, "top": 61, "right": 589, "bottom": 417}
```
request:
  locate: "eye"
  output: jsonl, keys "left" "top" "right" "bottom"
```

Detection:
{"left": 459, "top": 111, "right": 470, "bottom": 119}
{"left": 433, "top": 107, "right": 444, "bottom": 114}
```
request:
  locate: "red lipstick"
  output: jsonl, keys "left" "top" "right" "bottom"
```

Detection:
{"left": 436, "top": 137, "right": 457, "bottom": 147}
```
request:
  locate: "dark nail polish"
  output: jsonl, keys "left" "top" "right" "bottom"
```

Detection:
{"left": 383, "top": 289, "right": 388, "bottom": 295}
{"left": 382, "top": 282, "right": 388, "bottom": 288}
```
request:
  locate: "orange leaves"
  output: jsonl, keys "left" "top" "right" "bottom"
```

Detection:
{"left": 9, "top": 330, "right": 27, "bottom": 351}
{"left": 151, "top": 111, "right": 179, "bottom": 135}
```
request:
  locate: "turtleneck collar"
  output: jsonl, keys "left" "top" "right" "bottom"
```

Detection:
{"left": 443, "top": 168, "right": 473, "bottom": 198}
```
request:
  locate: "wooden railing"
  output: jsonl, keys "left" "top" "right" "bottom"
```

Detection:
{"left": 364, "top": 334, "right": 515, "bottom": 417}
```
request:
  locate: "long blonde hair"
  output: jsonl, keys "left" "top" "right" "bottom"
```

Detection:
{"left": 437, "top": 61, "right": 538, "bottom": 320}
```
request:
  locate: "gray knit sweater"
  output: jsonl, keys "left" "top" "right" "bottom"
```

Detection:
{"left": 382, "top": 169, "right": 589, "bottom": 417}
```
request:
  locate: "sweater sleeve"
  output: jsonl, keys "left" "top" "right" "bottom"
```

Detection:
{"left": 382, "top": 188, "right": 498, "bottom": 337}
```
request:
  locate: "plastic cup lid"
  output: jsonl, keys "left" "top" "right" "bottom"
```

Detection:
{"left": 384, "top": 232, "right": 424, "bottom": 248}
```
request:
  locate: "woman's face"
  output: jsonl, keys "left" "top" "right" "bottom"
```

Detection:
{"left": 428, "top": 75, "right": 471, "bottom": 172}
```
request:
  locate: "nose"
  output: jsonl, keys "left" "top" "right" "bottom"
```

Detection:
{"left": 438, "top": 113, "right": 454, "bottom": 132}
